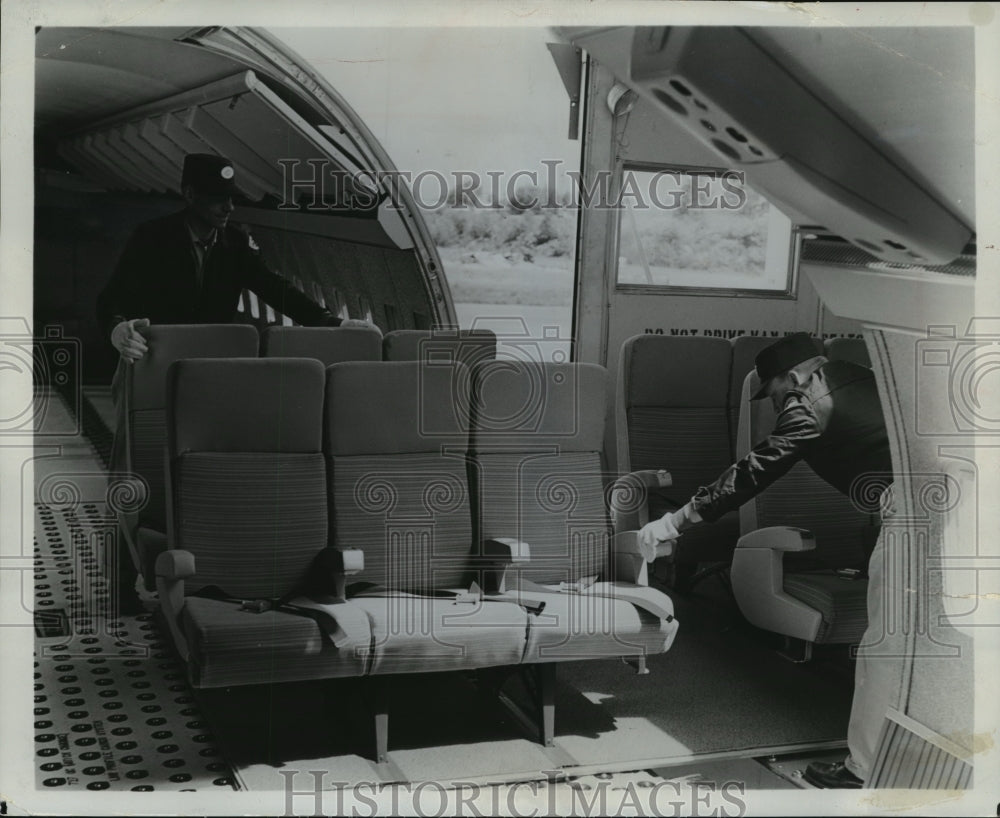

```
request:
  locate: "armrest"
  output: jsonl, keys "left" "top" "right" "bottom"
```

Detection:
{"left": 317, "top": 546, "right": 365, "bottom": 574}
{"left": 154, "top": 549, "right": 195, "bottom": 662}
{"left": 155, "top": 548, "right": 196, "bottom": 580}
{"left": 730, "top": 534, "right": 823, "bottom": 643}
{"left": 483, "top": 537, "right": 530, "bottom": 564}
{"left": 314, "top": 546, "right": 365, "bottom": 599}
{"left": 611, "top": 531, "right": 673, "bottom": 586}
{"left": 737, "top": 526, "right": 816, "bottom": 552}
{"left": 479, "top": 538, "right": 531, "bottom": 593}
{"left": 610, "top": 470, "right": 673, "bottom": 531}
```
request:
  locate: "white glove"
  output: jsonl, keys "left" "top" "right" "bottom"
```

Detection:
{"left": 638, "top": 512, "right": 683, "bottom": 563}
{"left": 110, "top": 318, "right": 150, "bottom": 363}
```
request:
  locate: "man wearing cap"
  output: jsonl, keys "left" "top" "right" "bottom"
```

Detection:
{"left": 97, "top": 153, "right": 373, "bottom": 360}
{"left": 97, "top": 154, "right": 375, "bottom": 615}
{"left": 638, "top": 332, "right": 892, "bottom": 789}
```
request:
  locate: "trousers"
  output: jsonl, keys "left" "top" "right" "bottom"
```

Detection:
{"left": 844, "top": 487, "right": 902, "bottom": 782}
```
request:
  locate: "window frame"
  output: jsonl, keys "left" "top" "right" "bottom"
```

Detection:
{"left": 612, "top": 161, "right": 801, "bottom": 300}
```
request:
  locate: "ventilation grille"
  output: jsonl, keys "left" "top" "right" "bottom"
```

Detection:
{"left": 801, "top": 237, "right": 976, "bottom": 278}
{"left": 870, "top": 710, "right": 973, "bottom": 789}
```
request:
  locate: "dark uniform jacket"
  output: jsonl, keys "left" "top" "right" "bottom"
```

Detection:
{"left": 97, "top": 211, "right": 340, "bottom": 338}
{"left": 691, "top": 359, "right": 892, "bottom": 522}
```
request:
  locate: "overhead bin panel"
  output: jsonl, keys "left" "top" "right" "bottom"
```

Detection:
{"left": 559, "top": 26, "right": 972, "bottom": 266}
{"left": 57, "top": 70, "right": 379, "bottom": 207}
{"left": 625, "top": 27, "right": 972, "bottom": 266}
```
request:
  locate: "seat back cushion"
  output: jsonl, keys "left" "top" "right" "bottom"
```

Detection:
{"left": 168, "top": 358, "right": 327, "bottom": 599}
{"left": 261, "top": 325, "right": 382, "bottom": 365}
{"left": 326, "top": 361, "right": 473, "bottom": 591}
{"left": 471, "top": 361, "right": 611, "bottom": 583}
{"left": 382, "top": 329, "right": 497, "bottom": 369}
{"left": 127, "top": 324, "right": 259, "bottom": 528}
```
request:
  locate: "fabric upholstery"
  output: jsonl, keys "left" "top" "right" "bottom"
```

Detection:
{"left": 470, "top": 362, "right": 612, "bottom": 583}
{"left": 382, "top": 329, "right": 497, "bottom": 368}
{"left": 169, "top": 357, "right": 325, "bottom": 454}
{"left": 621, "top": 335, "right": 732, "bottom": 409}
{"left": 619, "top": 336, "right": 741, "bottom": 565}
{"left": 131, "top": 409, "right": 167, "bottom": 528}
{"left": 181, "top": 596, "right": 368, "bottom": 687}
{"left": 330, "top": 453, "right": 474, "bottom": 591}
{"left": 470, "top": 361, "right": 608, "bottom": 451}
{"left": 351, "top": 594, "right": 529, "bottom": 675}
{"left": 173, "top": 452, "right": 328, "bottom": 599}
{"left": 166, "top": 356, "right": 371, "bottom": 690}
{"left": 515, "top": 586, "right": 677, "bottom": 662}
{"left": 261, "top": 325, "right": 382, "bottom": 365}
{"left": 473, "top": 450, "right": 610, "bottom": 584}
{"left": 129, "top": 324, "right": 259, "bottom": 410}
{"left": 783, "top": 572, "right": 869, "bottom": 643}
{"left": 124, "top": 325, "right": 259, "bottom": 532}
{"left": 325, "top": 361, "right": 469, "bottom": 455}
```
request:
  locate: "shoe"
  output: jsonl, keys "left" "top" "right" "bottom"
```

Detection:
{"left": 804, "top": 760, "right": 863, "bottom": 788}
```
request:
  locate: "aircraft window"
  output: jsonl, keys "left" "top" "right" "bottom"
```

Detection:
{"left": 615, "top": 166, "right": 796, "bottom": 296}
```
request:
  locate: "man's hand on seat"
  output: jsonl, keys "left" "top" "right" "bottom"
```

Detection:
{"left": 111, "top": 318, "right": 150, "bottom": 363}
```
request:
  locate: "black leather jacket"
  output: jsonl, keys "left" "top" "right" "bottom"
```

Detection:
{"left": 691, "top": 359, "right": 891, "bottom": 523}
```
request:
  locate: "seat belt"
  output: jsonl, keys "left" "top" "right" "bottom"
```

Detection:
{"left": 281, "top": 595, "right": 373, "bottom": 650}
{"left": 348, "top": 581, "right": 548, "bottom": 616}
{"left": 506, "top": 575, "right": 675, "bottom": 622}
{"left": 190, "top": 585, "right": 372, "bottom": 650}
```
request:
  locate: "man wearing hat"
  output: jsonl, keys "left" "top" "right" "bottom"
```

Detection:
{"left": 98, "top": 153, "right": 373, "bottom": 360}
{"left": 639, "top": 332, "right": 892, "bottom": 789}
{"left": 97, "top": 154, "right": 375, "bottom": 615}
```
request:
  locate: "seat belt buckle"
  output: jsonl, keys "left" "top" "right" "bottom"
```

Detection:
{"left": 523, "top": 598, "right": 547, "bottom": 616}
{"left": 453, "top": 581, "right": 483, "bottom": 605}
{"left": 558, "top": 574, "right": 598, "bottom": 594}
{"left": 835, "top": 568, "right": 863, "bottom": 580}
{"left": 240, "top": 599, "right": 272, "bottom": 613}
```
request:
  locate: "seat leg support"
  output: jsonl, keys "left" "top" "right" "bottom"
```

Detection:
{"left": 372, "top": 677, "right": 389, "bottom": 763}
{"left": 495, "top": 664, "right": 557, "bottom": 748}
{"left": 779, "top": 636, "right": 813, "bottom": 663}
{"left": 538, "top": 663, "right": 555, "bottom": 747}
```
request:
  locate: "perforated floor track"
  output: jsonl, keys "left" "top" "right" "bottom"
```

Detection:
{"left": 33, "top": 499, "right": 237, "bottom": 792}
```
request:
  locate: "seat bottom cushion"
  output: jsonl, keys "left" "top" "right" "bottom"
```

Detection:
{"left": 783, "top": 572, "right": 869, "bottom": 643}
{"left": 503, "top": 582, "right": 679, "bottom": 662}
{"left": 181, "top": 596, "right": 369, "bottom": 687}
{"left": 350, "top": 593, "right": 530, "bottom": 675}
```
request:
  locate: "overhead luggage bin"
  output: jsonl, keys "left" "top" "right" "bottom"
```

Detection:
{"left": 58, "top": 70, "right": 379, "bottom": 208}
{"left": 556, "top": 26, "right": 973, "bottom": 266}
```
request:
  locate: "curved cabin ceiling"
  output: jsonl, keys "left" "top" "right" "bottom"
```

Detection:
{"left": 35, "top": 28, "right": 243, "bottom": 130}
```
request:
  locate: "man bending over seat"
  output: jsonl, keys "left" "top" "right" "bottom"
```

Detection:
{"left": 638, "top": 332, "right": 892, "bottom": 790}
